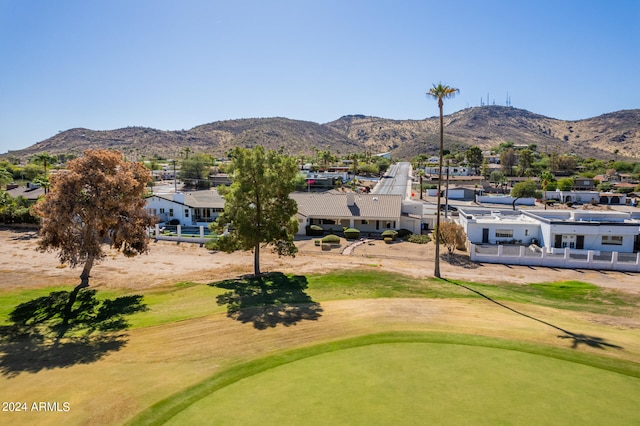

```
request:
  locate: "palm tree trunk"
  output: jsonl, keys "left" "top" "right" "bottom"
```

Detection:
{"left": 434, "top": 104, "right": 444, "bottom": 278}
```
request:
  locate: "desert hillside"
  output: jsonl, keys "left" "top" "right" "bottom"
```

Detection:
{"left": 4, "top": 106, "right": 639, "bottom": 160}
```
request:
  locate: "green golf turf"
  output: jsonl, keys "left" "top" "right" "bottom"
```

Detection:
{"left": 161, "top": 342, "right": 640, "bottom": 425}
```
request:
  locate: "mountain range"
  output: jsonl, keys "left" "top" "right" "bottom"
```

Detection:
{"left": 4, "top": 106, "right": 640, "bottom": 161}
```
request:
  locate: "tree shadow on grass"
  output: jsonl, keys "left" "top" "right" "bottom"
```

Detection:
{"left": 210, "top": 272, "right": 323, "bottom": 330}
{"left": 0, "top": 289, "right": 147, "bottom": 378}
{"left": 444, "top": 279, "right": 623, "bottom": 351}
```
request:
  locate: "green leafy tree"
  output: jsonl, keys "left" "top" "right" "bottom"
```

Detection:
{"left": 557, "top": 177, "right": 574, "bottom": 191}
{"left": 480, "top": 158, "right": 490, "bottom": 179}
{"left": 0, "top": 167, "right": 12, "bottom": 187}
{"left": 213, "top": 146, "right": 299, "bottom": 276}
{"left": 517, "top": 149, "right": 534, "bottom": 176}
{"left": 31, "top": 152, "right": 57, "bottom": 176}
{"left": 31, "top": 149, "right": 154, "bottom": 327}
{"left": 179, "top": 153, "right": 212, "bottom": 189}
{"left": 426, "top": 82, "right": 459, "bottom": 278}
{"left": 465, "top": 146, "right": 483, "bottom": 175}
{"left": 510, "top": 180, "right": 541, "bottom": 210}
{"left": 500, "top": 148, "right": 516, "bottom": 176}
{"left": 539, "top": 171, "right": 556, "bottom": 209}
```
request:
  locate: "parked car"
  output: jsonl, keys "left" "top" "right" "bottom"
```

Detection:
{"left": 439, "top": 204, "right": 458, "bottom": 211}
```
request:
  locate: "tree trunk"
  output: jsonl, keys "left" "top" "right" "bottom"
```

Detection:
{"left": 434, "top": 104, "right": 443, "bottom": 279}
{"left": 254, "top": 243, "right": 261, "bottom": 276}
{"left": 59, "top": 256, "right": 94, "bottom": 336}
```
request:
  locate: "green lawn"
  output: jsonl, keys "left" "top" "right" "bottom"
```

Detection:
{"left": 130, "top": 332, "right": 640, "bottom": 425}
{"left": 2, "top": 271, "right": 639, "bottom": 425}
{"left": 1, "top": 272, "right": 637, "bottom": 329}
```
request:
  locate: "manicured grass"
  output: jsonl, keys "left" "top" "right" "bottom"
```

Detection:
{"left": 451, "top": 279, "right": 640, "bottom": 315}
{"left": 128, "top": 332, "right": 640, "bottom": 425}
{"left": 126, "top": 281, "right": 227, "bottom": 328}
{"left": 0, "top": 285, "right": 120, "bottom": 325}
{"left": 2, "top": 272, "right": 637, "bottom": 330}
{"left": 0, "top": 282, "right": 227, "bottom": 329}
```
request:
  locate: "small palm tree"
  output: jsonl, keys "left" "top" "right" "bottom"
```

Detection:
{"left": 427, "top": 83, "right": 459, "bottom": 278}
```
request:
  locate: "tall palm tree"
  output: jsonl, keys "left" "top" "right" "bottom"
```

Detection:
{"left": 427, "top": 83, "right": 459, "bottom": 278}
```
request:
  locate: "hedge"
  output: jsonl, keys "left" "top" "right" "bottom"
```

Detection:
{"left": 306, "top": 224, "right": 324, "bottom": 236}
{"left": 381, "top": 230, "right": 398, "bottom": 241}
{"left": 343, "top": 228, "right": 360, "bottom": 240}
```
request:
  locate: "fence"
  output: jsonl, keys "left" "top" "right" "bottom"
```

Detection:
{"left": 149, "top": 224, "right": 217, "bottom": 244}
{"left": 470, "top": 243, "right": 640, "bottom": 272}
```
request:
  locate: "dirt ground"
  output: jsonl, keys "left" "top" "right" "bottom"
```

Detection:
{"left": 1, "top": 227, "right": 638, "bottom": 294}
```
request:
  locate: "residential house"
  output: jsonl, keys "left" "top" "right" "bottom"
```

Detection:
{"left": 146, "top": 190, "right": 415, "bottom": 235}
{"left": 459, "top": 208, "right": 640, "bottom": 254}
{"left": 5, "top": 183, "right": 45, "bottom": 202}
{"left": 423, "top": 165, "right": 471, "bottom": 177}
{"left": 146, "top": 190, "right": 225, "bottom": 226}
{"left": 572, "top": 177, "right": 596, "bottom": 191}
{"left": 443, "top": 186, "right": 477, "bottom": 201}
{"left": 291, "top": 192, "right": 405, "bottom": 235}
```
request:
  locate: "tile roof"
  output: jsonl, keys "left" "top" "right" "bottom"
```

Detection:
{"left": 153, "top": 190, "right": 225, "bottom": 208}
{"left": 290, "top": 192, "right": 401, "bottom": 219}
{"left": 5, "top": 186, "right": 45, "bottom": 200}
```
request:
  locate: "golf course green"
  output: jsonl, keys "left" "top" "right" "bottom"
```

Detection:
{"left": 132, "top": 333, "right": 640, "bottom": 425}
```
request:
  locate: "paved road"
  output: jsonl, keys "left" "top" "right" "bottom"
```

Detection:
{"left": 372, "top": 162, "right": 412, "bottom": 199}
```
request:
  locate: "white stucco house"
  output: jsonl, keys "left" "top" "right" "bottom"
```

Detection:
{"left": 459, "top": 208, "right": 640, "bottom": 254}
{"left": 146, "top": 190, "right": 225, "bottom": 227}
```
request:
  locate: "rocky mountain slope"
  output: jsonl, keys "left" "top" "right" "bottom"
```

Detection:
{"left": 5, "top": 106, "right": 639, "bottom": 160}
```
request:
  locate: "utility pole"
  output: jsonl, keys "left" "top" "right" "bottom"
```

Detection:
{"left": 173, "top": 160, "right": 177, "bottom": 193}
{"left": 445, "top": 159, "right": 450, "bottom": 219}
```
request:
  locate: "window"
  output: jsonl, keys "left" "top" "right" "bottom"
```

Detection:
{"left": 602, "top": 235, "right": 623, "bottom": 245}
{"left": 160, "top": 208, "right": 165, "bottom": 214}
{"left": 361, "top": 220, "right": 369, "bottom": 225}
{"left": 495, "top": 229, "right": 513, "bottom": 238}
{"left": 524, "top": 229, "right": 529, "bottom": 237}
{"left": 169, "top": 208, "right": 174, "bottom": 217}
{"left": 184, "top": 209, "right": 189, "bottom": 218}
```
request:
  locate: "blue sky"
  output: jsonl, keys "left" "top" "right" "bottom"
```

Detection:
{"left": 1, "top": 0, "right": 638, "bottom": 154}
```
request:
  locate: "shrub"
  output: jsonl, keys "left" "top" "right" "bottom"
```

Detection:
{"left": 314, "top": 239, "right": 321, "bottom": 246}
{"left": 343, "top": 227, "right": 360, "bottom": 240}
{"left": 321, "top": 234, "right": 341, "bottom": 244}
{"left": 406, "top": 234, "right": 431, "bottom": 244}
{"left": 437, "top": 222, "right": 467, "bottom": 254}
{"left": 169, "top": 219, "right": 180, "bottom": 226}
{"left": 204, "top": 239, "right": 219, "bottom": 250}
{"left": 396, "top": 228, "right": 413, "bottom": 239}
{"left": 306, "top": 224, "right": 324, "bottom": 236}
{"left": 383, "top": 237, "right": 394, "bottom": 244}
{"left": 381, "top": 230, "right": 398, "bottom": 241}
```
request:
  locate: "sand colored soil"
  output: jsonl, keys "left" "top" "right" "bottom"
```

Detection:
{"left": 1, "top": 228, "right": 638, "bottom": 293}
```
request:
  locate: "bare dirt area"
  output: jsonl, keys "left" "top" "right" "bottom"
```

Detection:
{"left": 1, "top": 228, "right": 639, "bottom": 294}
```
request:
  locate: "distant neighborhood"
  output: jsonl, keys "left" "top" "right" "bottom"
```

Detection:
{"left": 2, "top": 142, "right": 640, "bottom": 273}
